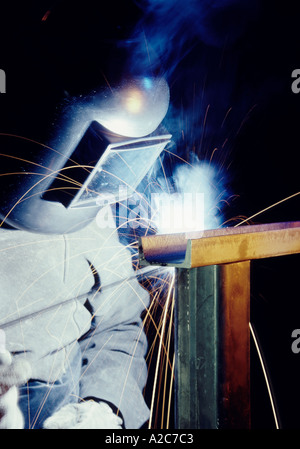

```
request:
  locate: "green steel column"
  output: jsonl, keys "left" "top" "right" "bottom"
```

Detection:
{"left": 174, "top": 262, "right": 250, "bottom": 429}
{"left": 175, "top": 265, "right": 220, "bottom": 429}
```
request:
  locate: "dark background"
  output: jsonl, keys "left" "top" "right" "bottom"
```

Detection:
{"left": 0, "top": 0, "right": 300, "bottom": 429}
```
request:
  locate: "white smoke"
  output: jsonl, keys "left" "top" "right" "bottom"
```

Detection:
{"left": 153, "top": 157, "right": 225, "bottom": 234}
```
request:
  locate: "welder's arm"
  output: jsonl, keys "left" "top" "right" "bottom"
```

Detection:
{"left": 43, "top": 281, "right": 150, "bottom": 430}
{"left": 78, "top": 279, "right": 150, "bottom": 430}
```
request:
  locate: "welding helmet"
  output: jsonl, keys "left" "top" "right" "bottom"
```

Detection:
{"left": 0, "top": 1, "right": 171, "bottom": 234}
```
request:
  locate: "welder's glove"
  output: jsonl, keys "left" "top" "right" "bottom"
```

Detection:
{"left": 0, "top": 350, "right": 32, "bottom": 429}
{"left": 43, "top": 400, "right": 123, "bottom": 429}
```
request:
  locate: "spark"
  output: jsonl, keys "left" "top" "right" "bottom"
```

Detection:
{"left": 160, "top": 292, "right": 175, "bottom": 429}
{"left": 234, "top": 191, "right": 300, "bottom": 227}
{"left": 148, "top": 271, "right": 175, "bottom": 429}
{"left": 221, "top": 107, "right": 233, "bottom": 128}
{"left": 199, "top": 103, "right": 210, "bottom": 155}
{"left": 249, "top": 322, "right": 280, "bottom": 429}
{"left": 41, "top": 10, "right": 51, "bottom": 22}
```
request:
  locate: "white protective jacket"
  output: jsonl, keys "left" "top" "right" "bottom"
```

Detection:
{"left": 0, "top": 206, "right": 150, "bottom": 429}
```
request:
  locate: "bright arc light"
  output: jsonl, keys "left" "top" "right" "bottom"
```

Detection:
{"left": 153, "top": 159, "right": 225, "bottom": 234}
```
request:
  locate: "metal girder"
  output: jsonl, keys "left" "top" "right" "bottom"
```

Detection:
{"left": 138, "top": 222, "right": 300, "bottom": 429}
{"left": 139, "top": 221, "right": 300, "bottom": 268}
{"left": 175, "top": 262, "right": 250, "bottom": 429}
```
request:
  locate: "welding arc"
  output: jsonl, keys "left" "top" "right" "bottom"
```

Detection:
{"left": 249, "top": 322, "right": 281, "bottom": 429}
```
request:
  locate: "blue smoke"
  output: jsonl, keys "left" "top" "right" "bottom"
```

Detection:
{"left": 128, "top": 0, "right": 260, "bottom": 169}
{"left": 129, "top": 0, "right": 259, "bottom": 78}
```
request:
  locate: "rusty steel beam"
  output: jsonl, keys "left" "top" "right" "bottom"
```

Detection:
{"left": 139, "top": 221, "right": 300, "bottom": 267}
{"left": 138, "top": 222, "right": 300, "bottom": 429}
{"left": 219, "top": 261, "right": 251, "bottom": 428}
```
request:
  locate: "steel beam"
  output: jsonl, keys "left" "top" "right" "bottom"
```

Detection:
{"left": 175, "top": 262, "right": 250, "bottom": 429}
{"left": 175, "top": 265, "right": 219, "bottom": 429}
{"left": 139, "top": 221, "right": 300, "bottom": 268}
{"left": 138, "top": 222, "right": 300, "bottom": 429}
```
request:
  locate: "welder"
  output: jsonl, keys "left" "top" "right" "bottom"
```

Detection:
{"left": 0, "top": 1, "right": 170, "bottom": 429}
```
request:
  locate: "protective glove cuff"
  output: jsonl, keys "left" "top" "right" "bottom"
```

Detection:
{"left": 82, "top": 396, "right": 125, "bottom": 428}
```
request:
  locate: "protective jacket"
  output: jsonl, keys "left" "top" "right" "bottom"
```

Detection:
{"left": 0, "top": 206, "right": 150, "bottom": 429}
